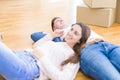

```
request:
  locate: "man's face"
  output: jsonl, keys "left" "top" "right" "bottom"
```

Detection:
{"left": 53, "top": 18, "right": 65, "bottom": 31}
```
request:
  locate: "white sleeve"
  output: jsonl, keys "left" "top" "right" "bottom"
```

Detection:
{"left": 33, "top": 34, "right": 53, "bottom": 48}
{"left": 38, "top": 56, "right": 80, "bottom": 80}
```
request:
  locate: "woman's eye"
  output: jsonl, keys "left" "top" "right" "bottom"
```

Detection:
{"left": 71, "top": 28, "right": 73, "bottom": 31}
{"left": 75, "top": 31, "right": 80, "bottom": 36}
{"left": 75, "top": 31, "right": 78, "bottom": 35}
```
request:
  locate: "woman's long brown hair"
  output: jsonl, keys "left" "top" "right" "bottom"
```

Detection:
{"left": 61, "top": 22, "right": 90, "bottom": 66}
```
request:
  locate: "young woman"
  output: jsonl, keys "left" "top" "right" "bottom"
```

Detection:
{"left": 79, "top": 23, "right": 120, "bottom": 80}
{"left": 0, "top": 22, "right": 90, "bottom": 80}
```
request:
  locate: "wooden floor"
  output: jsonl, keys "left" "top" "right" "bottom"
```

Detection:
{"left": 0, "top": 0, "right": 120, "bottom": 80}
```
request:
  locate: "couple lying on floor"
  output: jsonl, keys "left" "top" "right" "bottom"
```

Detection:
{"left": 0, "top": 17, "right": 120, "bottom": 80}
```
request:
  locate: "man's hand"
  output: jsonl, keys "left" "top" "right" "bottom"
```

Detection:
{"left": 52, "top": 29, "right": 64, "bottom": 38}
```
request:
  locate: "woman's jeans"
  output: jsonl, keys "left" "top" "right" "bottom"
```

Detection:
{"left": 0, "top": 41, "right": 39, "bottom": 80}
{"left": 80, "top": 41, "right": 120, "bottom": 80}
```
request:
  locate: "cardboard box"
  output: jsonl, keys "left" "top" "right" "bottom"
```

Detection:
{"left": 83, "top": 0, "right": 117, "bottom": 8}
{"left": 76, "top": 1, "right": 116, "bottom": 27}
{"left": 116, "top": 0, "right": 120, "bottom": 23}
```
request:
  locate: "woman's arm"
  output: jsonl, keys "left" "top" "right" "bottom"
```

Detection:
{"left": 38, "top": 55, "right": 80, "bottom": 80}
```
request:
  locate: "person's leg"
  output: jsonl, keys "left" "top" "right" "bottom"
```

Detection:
{"left": 0, "top": 41, "right": 39, "bottom": 80}
{"left": 80, "top": 42, "right": 120, "bottom": 80}
{"left": 104, "top": 42, "right": 120, "bottom": 72}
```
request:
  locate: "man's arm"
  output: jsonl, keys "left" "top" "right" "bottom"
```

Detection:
{"left": 31, "top": 32, "right": 46, "bottom": 42}
{"left": 31, "top": 31, "right": 62, "bottom": 42}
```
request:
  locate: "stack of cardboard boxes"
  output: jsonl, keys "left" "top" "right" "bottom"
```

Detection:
{"left": 76, "top": 0, "right": 117, "bottom": 27}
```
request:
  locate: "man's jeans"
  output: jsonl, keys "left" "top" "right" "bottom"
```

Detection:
{"left": 80, "top": 41, "right": 120, "bottom": 80}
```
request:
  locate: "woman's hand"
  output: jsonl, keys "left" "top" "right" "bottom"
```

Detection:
{"left": 51, "top": 29, "right": 64, "bottom": 38}
{"left": 32, "top": 47, "right": 44, "bottom": 59}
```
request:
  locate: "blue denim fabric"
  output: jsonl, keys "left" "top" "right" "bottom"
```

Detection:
{"left": 52, "top": 37, "right": 61, "bottom": 42}
{"left": 0, "top": 42, "right": 39, "bottom": 80}
{"left": 31, "top": 32, "right": 61, "bottom": 42}
{"left": 80, "top": 41, "right": 120, "bottom": 80}
{"left": 31, "top": 32, "right": 46, "bottom": 42}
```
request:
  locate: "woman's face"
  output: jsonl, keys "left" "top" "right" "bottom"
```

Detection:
{"left": 64, "top": 24, "right": 82, "bottom": 48}
{"left": 53, "top": 18, "right": 65, "bottom": 30}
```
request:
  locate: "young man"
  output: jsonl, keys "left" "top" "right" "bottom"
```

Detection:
{"left": 31, "top": 17, "right": 67, "bottom": 42}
